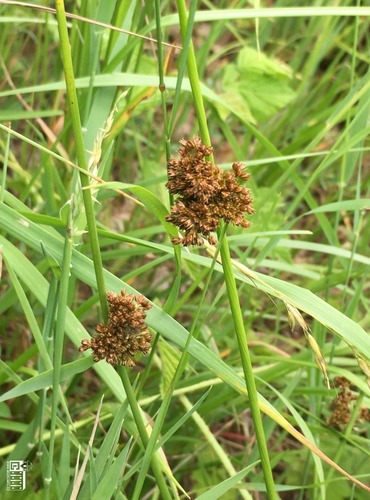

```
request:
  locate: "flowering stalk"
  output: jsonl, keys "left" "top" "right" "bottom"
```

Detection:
{"left": 80, "top": 291, "right": 172, "bottom": 497}
{"left": 175, "top": 1, "right": 277, "bottom": 497}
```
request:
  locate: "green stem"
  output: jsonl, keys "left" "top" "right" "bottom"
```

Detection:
{"left": 119, "top": 368, "right": 172, "bottom": 500}
{"left": 176, "top": 0, "right": 214, "bottom": 162}
{"left": 219, "top": 230, "right": 277, "bottom": 498}
{"left": 37, "top": 277, "right": 59, "bottom": 458}
{"left": 55, "top": 0, "right": 108, "bottom": 322}
{"left": 132, "top": 227, "right": 226, "bottom": 500}
{"left": 176, "top": 1, "right": 276, "bottom": 497}
{"left": 154, "top": 0, "right": 182, "bottom": 315}
{"left": 45, "top": 223, "right": 72, "bottom": 493}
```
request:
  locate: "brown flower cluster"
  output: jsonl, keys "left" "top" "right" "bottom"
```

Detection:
{"left": 328, "top": 377, "right": 357, "bottom": 428}
{"left": 166, "top": 137, "right": 254, "bottom": 246}
{"left": 327, "top": 376, "right": 370, "bottom": 429}
{"left": 79, "top": 290, "right": 152, "bottom": 367}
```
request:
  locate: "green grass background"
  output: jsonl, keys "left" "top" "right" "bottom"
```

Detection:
{"left": 0, "top": 1, "right": 369, "bottom": 499}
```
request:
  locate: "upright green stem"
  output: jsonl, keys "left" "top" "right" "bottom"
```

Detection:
{"left": 45, "top": 223, "right": 72, "bottom": 495}
{"left": 132, "top": 227, "right": 228, "bottom": 500}
{"left": 55, "top": 0, "right": 108, "bottom": 322}
{"left": 219, "top": 231, "right": 276, "bottom": 498}
{"left": 176, "top": 1, "right": 276, "bottom": 497}
{"left": 154, "top": 0, "right": 182, "bottom": 314}
{"left": 119, "top": 368, "right": 172, "bottom": 500}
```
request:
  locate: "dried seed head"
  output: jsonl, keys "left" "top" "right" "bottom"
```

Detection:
{"left": 166, "top": 137, "right": 254, "bottom": 246}
{"left": 79, "top": 290, "right": 152, "bottom": 367}
{"left": 327, "top": 377, "right": 358, "bottom": 429}
{"left": 286, "top": 303, "right": 330, "bottom": 388}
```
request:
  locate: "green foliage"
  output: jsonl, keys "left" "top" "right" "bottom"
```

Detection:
{"left": 221, "top": 47, "right": 296, "bottom": 122}
{"left": 0, "top": 1, "right": 369, "bottom": 499}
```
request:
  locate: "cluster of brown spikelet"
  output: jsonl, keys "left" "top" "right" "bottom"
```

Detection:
{"left": 328, "top": 377, "right": 370, "bottom": 428}
{"left": 79, "top": 290, "right": 152, "bottom": 367}
{"left": 166, "top": 136, "right": 254, "bottom": 246}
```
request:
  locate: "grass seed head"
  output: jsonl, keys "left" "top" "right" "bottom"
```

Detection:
{"left": 166, "top": 137, "right": 254, "bottom": 246}
{"left": 79, "top": 290, "right": 152, "bottom": 367}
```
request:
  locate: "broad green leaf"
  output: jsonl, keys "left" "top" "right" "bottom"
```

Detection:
{"left": 1, "top": 202, "right": 369, "bottom": 361}
{"left": 222, "top": 47, "right": 296, "bottom": 122}
{"left": 0, "top": 358, "right": 93, "bottom": 402}
{"left": 217, "top": 91, "right": 255, "bottom": 123}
